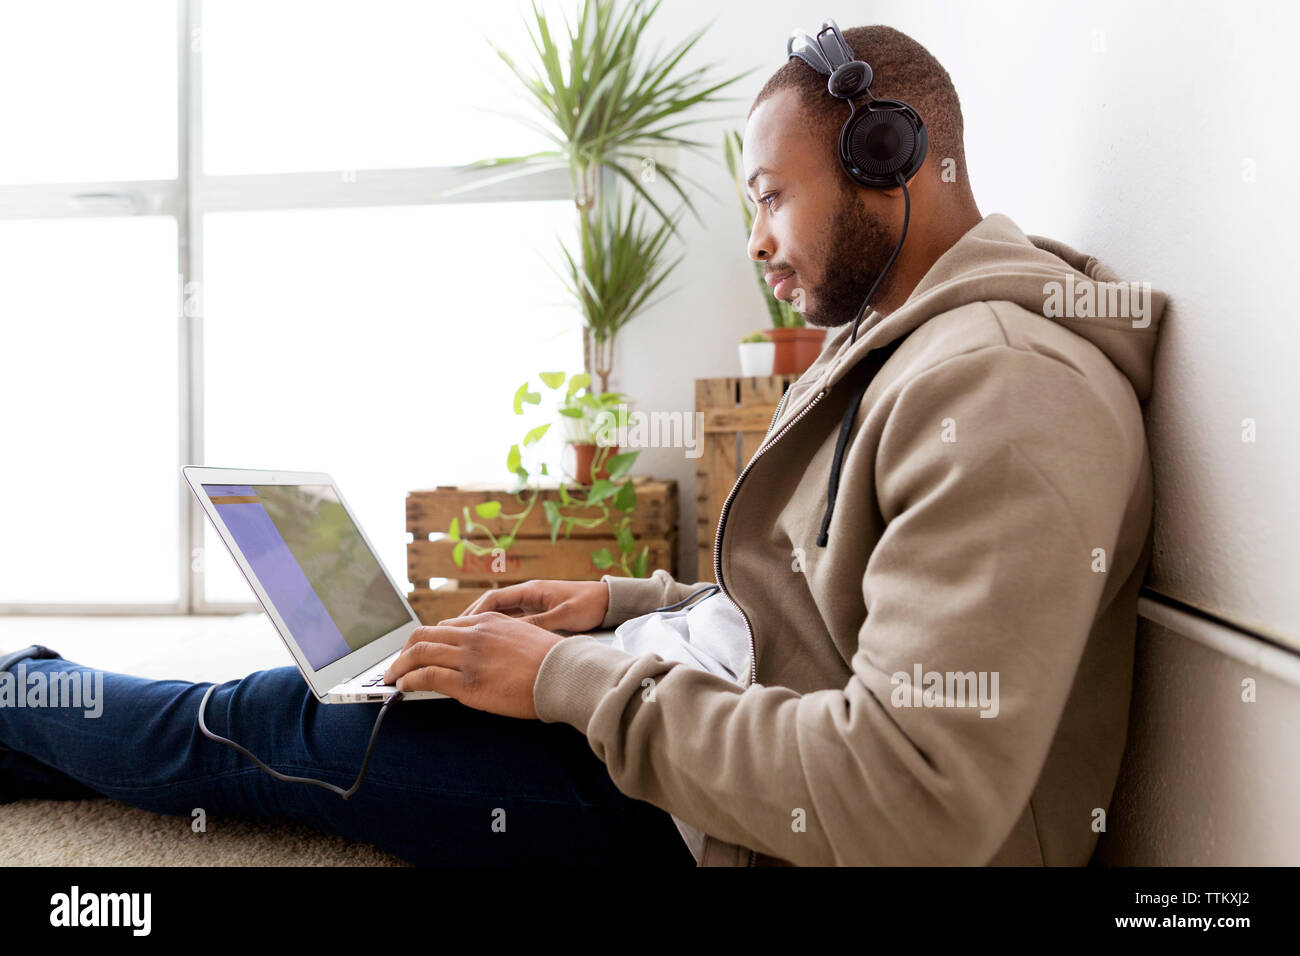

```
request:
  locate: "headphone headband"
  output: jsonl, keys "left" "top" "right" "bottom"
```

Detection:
{"left": 787, "top": 19, "right": 855, "bottom": 75}
{"left": 785, "top": 17, "right": 928, "bottom": 188}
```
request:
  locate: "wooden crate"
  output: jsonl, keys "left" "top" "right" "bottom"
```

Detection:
{"left": 406, "top": 476, "right": 677, "bottom": 624}
{"left": 694, "top": 375, "right": 800, "bottom": 581}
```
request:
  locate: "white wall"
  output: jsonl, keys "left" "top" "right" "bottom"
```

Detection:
{"left": 615, "top": 0, "right": 1300, "bottom": 646}
{"left": 1096, "top": 606, "right": 1300, "bottom": 864}
{"left": 610, "top": 0, "right": 1299, "bottom": 864}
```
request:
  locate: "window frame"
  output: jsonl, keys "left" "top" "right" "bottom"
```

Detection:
{"left": 0, "top": 0, "right": 571, "bottom": 614}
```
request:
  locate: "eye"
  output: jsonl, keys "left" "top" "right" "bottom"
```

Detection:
{"left": 759, "top": 192, "right": 778, "bottom": 209}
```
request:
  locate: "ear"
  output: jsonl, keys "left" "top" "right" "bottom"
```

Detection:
{"left": 877, "top": 155, "right": 929, "bottom": 198}
{"left": 878, "top": 169, "right": 924, "bottom": 198}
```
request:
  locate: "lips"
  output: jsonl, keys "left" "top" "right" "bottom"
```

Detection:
{"left": 765, "top": 270, "right": 797, "bottom": 300}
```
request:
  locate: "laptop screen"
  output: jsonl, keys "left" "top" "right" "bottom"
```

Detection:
{"left": 203, "top": 483, "right": 412, "bottom": 670}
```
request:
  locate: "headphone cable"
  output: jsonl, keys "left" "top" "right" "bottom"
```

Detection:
{"left": 849, "top": 171, "right": 911, "bottom": 345}
{"left": 652, "top": 584, "right": 721, "bottom": 613}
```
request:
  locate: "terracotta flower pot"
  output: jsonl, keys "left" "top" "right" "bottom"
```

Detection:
{"left": 566, "top": 442, "right": 619, "bottom": 485}
{"left": 767, "top": 326, "right": 826, "bottom": 375}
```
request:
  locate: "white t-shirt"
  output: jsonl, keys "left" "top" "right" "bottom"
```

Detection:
{"left": 601, "top": 590, "right": 751, "bottom": 862}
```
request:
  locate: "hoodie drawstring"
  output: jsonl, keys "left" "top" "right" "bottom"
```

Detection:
{"left": 815, "top": 337, "right": 906, "bottom": 547}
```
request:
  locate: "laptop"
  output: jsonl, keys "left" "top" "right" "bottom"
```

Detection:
{"left": 183, "top": 466, "right": 449, "bottom": 704}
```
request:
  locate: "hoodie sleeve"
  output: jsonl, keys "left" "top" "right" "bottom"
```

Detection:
{"left": 598, "top": 569, "right": 717, "bottom": 628}
{"left": 534, "top": 344, "right": 1141, "bottom": 865}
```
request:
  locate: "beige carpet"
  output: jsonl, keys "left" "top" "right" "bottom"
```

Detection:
{"left": 0, "top": 799, "right": 406, "bottom": 866}
{"left": 0, "top": 613, "right": 407, "bottom": 866}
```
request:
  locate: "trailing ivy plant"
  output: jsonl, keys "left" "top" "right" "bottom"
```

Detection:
{"left": 447, "top": 371, "right": 650, "bottom": 578}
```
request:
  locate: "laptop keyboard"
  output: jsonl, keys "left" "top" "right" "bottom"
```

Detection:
{"left": 356, "top": 654, "right": 399, "bottom": 688}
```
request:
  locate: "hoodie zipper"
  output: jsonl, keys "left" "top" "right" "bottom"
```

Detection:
{"left": 713, "top": 384, "right": 826, "bottom": 684}
{"left": 766, "top": 386, "right": 792, "bottom": 440}
{"left": 711, "top": 384, "right": 828, "bottom": 868}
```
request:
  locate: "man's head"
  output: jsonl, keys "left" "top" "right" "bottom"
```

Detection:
{"left": 744, "top": 25, "right": 977, "bottom": 327}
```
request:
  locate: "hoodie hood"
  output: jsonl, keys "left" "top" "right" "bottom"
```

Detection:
{"left": 809, "top": 212, "right": 1166, "bottom": 401}
{"left": 801, "top": 212, "right": 1167, "bottom": 548}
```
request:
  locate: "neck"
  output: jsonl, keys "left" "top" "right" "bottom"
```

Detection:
{"left": 872, "top": 196, "right": 982, "bottom": 317}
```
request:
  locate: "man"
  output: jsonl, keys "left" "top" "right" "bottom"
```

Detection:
{"left": 0, "top": 24, "right": 1163, "bottom": 866}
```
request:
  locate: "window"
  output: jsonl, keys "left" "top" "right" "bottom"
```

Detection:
{"left": 200, "top": 202, "right": 577, "bottom": 603}
{"left": 0, "top": 0, "right": 578, "bottom": 612}
{"left": 201, "top": 0, "right": 554, "bottom": 174}
{"left": 0, "top": 0, "right": 177, "bottom": 185}
{"left": 0, "top": 218, "right": 179, "bottom": 604}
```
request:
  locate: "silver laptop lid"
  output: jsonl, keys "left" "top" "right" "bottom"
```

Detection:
{"left": 183, "top": 467, "right": 420, "bottom": 698}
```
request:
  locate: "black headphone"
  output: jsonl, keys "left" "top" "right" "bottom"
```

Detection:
{"left": 787, "top": 18, "right": 928, "bottom": 190}
{"left": 785, "top": 19, "right": 928, "bottom": 548}
{"left": 784, "top": 17, "right": 923, "bottom": 346}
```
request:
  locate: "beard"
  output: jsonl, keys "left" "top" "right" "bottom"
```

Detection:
{"left": 797, "top": 183, "right": 902, "bottom": 329}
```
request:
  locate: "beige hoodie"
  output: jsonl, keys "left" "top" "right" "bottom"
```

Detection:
{"left": 532, "top": 212, "right": 1166, "bottom": 866}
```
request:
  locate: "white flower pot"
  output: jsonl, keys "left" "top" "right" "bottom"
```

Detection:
{"left": 738, "top": 341, "right": 775, "bottom": 376}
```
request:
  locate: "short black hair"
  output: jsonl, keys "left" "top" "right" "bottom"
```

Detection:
{"left": 750, "top": 25, "right": 966, "bottom": 183}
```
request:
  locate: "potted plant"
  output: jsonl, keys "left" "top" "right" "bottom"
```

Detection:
{"left": 547, "top": 373, "right": 635, "bottom": 485}
{"left": 448, "top": 371, "right": 649, "bottom": 578}
{"left": 724, "top": 129, "right": 826, "bottom": 375}
{"left": 443, "top": 0, "right": 748, "bottom": 393}
{"left": 738, "top": 330, "right": 775, "bottom": 376}
{"left": 554, "top": 191, "right": 680, "bottom": 396}
{"left": 766, "top": 325, "right": 827, "bottom": 376}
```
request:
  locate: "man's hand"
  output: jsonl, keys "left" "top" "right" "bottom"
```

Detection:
{"left": 382, "top": 613, "right": 567, "bottom": 719}
{"left": 455, "top": 579, "right": 610, "bottom": 634}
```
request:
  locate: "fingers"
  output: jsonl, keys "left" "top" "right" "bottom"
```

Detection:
{"left": 459, "top": 591, "right": 496, "bottom": 617}
{"left": 472, "top": 581, "right": 585, "bottom": 631}
{"left": 519, "top": 603, "right": 567, "bottom": 631}
{"left": 401, "top": 615, "right": 495, "bottom": 651}
{"left": 462, "top": 583, "right": 530, "bottom": 617}
{"left": 439, "top": 608, "right": 564, "bottom": 634}
{"left": 435, "top": 613, "right": 501, "bottom": 629}
{"left": 397, "top": 615, "right": 491, "bottom": 658}
{"left": 457, "top": 580, "right": 554, "bottom": 621}
{"left": 394, "top": 664, "right": 458, "bottom": 695}
{"left": 400, "top": 622, "right": 457, "bottom": 653}
{"left": 386, "top": 632, "right": 465, "bottom": 683}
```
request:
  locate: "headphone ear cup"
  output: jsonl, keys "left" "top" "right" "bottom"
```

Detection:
{"left": 839, "top": 102, "right": 928, "bottom": 188}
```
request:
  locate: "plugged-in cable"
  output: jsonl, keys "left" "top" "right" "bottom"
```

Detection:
{"left": 197, "top": 683, "right": 402, "bottom": 800}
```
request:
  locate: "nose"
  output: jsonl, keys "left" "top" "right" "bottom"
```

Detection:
{"left": 747, "top": 215, "right": 774, "bottom": 264}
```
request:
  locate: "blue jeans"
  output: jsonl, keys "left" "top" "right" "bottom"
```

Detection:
{"left": 0, "top": 654, "right": 694, "bottom": 866}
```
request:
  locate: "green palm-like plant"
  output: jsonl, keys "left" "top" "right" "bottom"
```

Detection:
{"left": 554, "top": 191, "right": 683, "bottom": 389}
{"left": 723, "top": 129, "right": 803, "bottom": 328}
{"left": 445, "top": 0, "right": 750, "bottom": 388}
